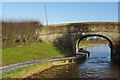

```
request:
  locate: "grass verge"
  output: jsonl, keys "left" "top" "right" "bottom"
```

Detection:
{"left": 2, "top": 42, "right": 69, "bottom": 65}
{"left": 2, "top": 62, "right": 53, "bottom": 78}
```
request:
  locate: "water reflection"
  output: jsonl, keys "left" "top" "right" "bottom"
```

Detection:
{"left": 30, "top": 45, "right": 119, "bottom": 79}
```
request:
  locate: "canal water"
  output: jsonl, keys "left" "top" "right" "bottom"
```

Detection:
{"left": 30, "top": 45, "right": 120, "bottom": 79}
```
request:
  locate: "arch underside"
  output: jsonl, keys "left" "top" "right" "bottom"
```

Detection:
{"left": 76, "top": 34, "right": 113, "bottom": 58}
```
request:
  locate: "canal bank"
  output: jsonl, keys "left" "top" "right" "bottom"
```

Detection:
{"left": 2, "top": 54, "right": 87, "bottom": 78}
{"left": 2, "top": 43, "right": 105, "bottom": 78}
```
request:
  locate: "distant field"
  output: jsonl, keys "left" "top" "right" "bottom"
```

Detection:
{"left": 79, "top": 42, "right": 109, "bottom": 50}
{"left": 2, "top": 42, "right": 69, "bottom": 65}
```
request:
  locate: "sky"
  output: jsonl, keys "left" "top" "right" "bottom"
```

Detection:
{"left": 2, "top": 2, "right": 118, "bottom": 25}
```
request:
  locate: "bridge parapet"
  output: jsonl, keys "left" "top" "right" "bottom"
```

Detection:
{"left": 39, "top": 22, "right": 118, "bottom": 35}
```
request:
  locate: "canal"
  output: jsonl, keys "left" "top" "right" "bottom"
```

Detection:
{"left": 30, "top": 45, "right": 120, "bottom": 79}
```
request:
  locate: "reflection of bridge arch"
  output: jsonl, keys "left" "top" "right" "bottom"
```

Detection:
{"left": 76, "top": 34, "right": 113, "bottom": 58}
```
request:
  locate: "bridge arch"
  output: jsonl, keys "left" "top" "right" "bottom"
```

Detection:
{"left": 39, "top": 22, "right": 119, "bottom": 60}
{"left": 75, "top": 34, "right": 113, "bottom": 58}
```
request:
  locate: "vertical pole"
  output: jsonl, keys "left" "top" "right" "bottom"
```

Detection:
{"left": 45, "top": 6, "right": 48, "bottom": 26}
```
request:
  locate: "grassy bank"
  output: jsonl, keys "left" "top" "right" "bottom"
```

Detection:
{"left": 2, "top": 62, "right": 53, "bottom": 78}
{"left": 2, "top": 42, "right": 70, "bottom": 65}
{"left": 2, "top": 54, "right": 86, "bottom": 78}
{"left": 79, "top": 42, "right": 108, "bottom": 50}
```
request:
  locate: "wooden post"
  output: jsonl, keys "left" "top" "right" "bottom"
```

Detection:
{"left": 45, "top": 6, "right": 48, "bottom": 26}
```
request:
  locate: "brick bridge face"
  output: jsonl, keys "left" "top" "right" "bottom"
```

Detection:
{"left": 38, "top": 22, "right": 120, "bottom": 60}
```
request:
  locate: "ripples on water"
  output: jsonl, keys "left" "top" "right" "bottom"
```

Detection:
{"left": 30, "top": 45, "right": 120, "bottom": 79}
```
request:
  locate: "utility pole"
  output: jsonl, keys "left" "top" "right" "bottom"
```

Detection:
{"left": 45, "top": 6, "right": 48, "bottom": 26}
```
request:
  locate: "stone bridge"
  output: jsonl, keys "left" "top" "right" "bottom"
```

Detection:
{"left": 38, "top": 22, "right": 120, "bottom": 60}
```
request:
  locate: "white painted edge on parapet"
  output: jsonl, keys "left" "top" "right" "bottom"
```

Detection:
{"left": 1, "top": 0, "right": 120, "bottom": 2}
